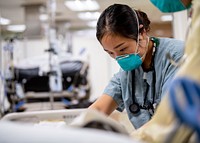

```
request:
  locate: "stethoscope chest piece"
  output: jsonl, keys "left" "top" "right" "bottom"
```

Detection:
{"left": 129, "top": 102, "right": 140, "bottom": 114}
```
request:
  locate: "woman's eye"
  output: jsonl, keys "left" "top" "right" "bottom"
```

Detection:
{"left": 120, "top": 48, "right": 126, "bottom": 52}
{"left": 108, "top": 52, "right": 115, "bottom": 58}
{"left": 108, "top": 52, "right": 113, "bottom": 55}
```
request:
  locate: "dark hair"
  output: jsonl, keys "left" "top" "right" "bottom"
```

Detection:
{"left": 96, "top": 4, "right": 151, "bottom": 42}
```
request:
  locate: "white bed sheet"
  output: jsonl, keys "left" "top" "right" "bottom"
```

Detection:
{"left": 0, "top": 121, "right": 143, "bottom": 143}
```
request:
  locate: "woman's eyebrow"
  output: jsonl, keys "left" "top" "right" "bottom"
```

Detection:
{"left": 114, "top": 42, "right": 125, "bottom": 49}
{"left": 103, "top": 42, "right": 125, "bottom": 52}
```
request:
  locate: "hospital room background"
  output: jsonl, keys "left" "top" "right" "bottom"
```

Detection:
{"left": 0, "top": 0, "right": 197, "bottom": 142}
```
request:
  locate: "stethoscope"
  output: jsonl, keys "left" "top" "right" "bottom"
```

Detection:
{"left": 129, "top": 69, "right": 156, "bottom": 116}
{"left": 129, "top": 37, "right": 158, "bottom": 116}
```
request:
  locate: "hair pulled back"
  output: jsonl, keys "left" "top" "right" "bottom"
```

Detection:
{"left": 96, "top": 4, "right": 151, "bottom": 42}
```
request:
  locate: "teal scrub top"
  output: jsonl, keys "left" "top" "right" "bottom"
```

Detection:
{"left": 103, "top": 37, "right": 184, "bottom": 129}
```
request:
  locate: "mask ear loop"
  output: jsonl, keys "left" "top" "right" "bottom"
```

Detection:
{"left": 140, "top": 36, "right": 150, "bottom": 61}
{"left": 132, "top": 8, "right": 140, "bottom": 55}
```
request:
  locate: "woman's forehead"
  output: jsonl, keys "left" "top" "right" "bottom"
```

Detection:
{"left": 101, "top": 34, "right": 123, "bottom": 48}
{"left": 102, "top": 33, "right": 125, "bottom": 44}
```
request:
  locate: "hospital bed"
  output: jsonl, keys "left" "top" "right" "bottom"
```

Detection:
{"left": 14, "top": 60, "right": 89, "bottom": 94}
{"left": 0, "top": 121, "right": 140, "bottom": 143}
{"left": 0, "top": 109, "right": 142, "bottom": 143}
{"left": 1, "top": 108, "right": 84, "bottom": 125}
{"left": 5, "top": 56, "right": 90, "bottom": 112}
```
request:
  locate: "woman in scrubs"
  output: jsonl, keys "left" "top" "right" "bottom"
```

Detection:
{"left": 89, "top": 4, "right": 185, "bottom": 129}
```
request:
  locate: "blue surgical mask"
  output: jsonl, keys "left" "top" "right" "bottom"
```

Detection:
{"left": 116, "top": 36, "right": 150, "bottom": 71}
{"left": 116, "top": 53, "right": 142, "bottom": 71}
{"left": 150, "top": 0, "right": 191, "bottom": 13}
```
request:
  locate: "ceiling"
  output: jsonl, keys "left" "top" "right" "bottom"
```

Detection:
{"left": 0, "top": 0, "right": 172, "bottom": 37}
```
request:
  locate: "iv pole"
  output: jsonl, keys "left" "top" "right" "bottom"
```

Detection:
{"left": 47, "top": 0, "right": 57, "bottom": 110}
{"left": 0, "top": 13, "right": 3, "bottom": 117}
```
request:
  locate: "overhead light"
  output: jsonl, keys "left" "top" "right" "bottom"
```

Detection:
{"left": 7, "top": 25, "right": 26, "bottom": 32}
{"left": 0, "top": 17, "right": 11, "bottom": 25}
{"left": 87, "top": 20, "right": 97, "bottom": 28}
{"left": 161, "top": 15, "right": 173, "bottom": 22}
{"left": 65, "top": 0, "right": 100, "bottom": 11}
{"left": 78, "top": 12, "right": 100, "bottom": 20}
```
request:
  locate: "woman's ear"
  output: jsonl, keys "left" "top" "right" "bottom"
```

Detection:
{"left": 139, "top": 33, "right": 143, "bottom": 41}
{"left": 139, "top": 31, "right": 147, "bottom": 40}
